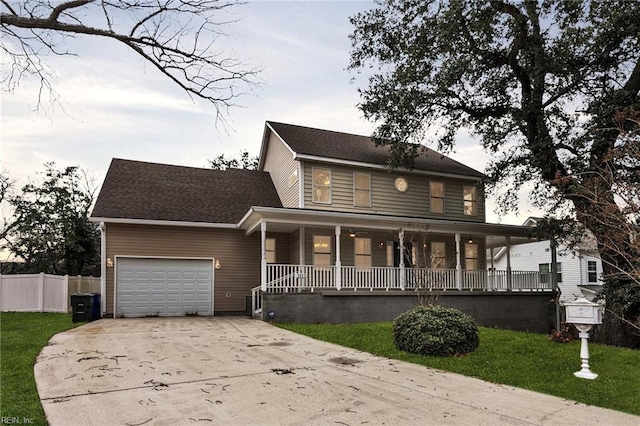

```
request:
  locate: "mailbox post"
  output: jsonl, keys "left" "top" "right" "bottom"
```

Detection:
{"left": 565, "top": 297, "right": 602, "bottom": 380}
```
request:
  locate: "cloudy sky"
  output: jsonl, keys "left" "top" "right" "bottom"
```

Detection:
{"left": 1, "top": 0, "right": 542, "bottom": 225}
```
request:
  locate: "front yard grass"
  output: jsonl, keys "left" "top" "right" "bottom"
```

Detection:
{"left": 1, "top": 312, "right": 83, "bottom": 425}
{"left": 276, "top": 322, "right": 640, "bottom": 416}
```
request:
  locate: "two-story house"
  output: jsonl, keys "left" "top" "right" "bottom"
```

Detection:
{"left": 90, "top": 122, "right": 557, "bottom": 331}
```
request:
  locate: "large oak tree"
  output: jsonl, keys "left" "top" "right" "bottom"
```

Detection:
{"left": 350, "top": 0, "right": 640, "bottom": 347}
{"left": 1, "top": 0, "right": 258, "bottom": 116}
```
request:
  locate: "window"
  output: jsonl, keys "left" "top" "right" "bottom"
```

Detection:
{"left": 588, "top": 261, "right": 598, "bottom": 283}
{"left": 354, "top": 238, "right": 371, "bottom": 268}
{"left": 430, "top": 242, "right": 446, "bottom": 269}
{"left": 386, "top": 242, "right": 394, "bottom": 267}
{"left": 463, "top": 185, "right": 477, "bottom": 216}
{"left": 354, "top": 173, "right": 371, "bottom": 207}
{"left": 465, "top": 243, "right": 478, "bottom": 270}
{"left": 312, "top": 168, "right": 331, "bottom": 204}
{"left": 266, "top": 238, "right": 276, "bottom": 264}
{"left": 557, "top": 263, "right": 563, "bottom": 283}
{"left": 313, "top": 236, "right": 331, "bottom": 266}
{"left": 430, "top": 181, "right": 445, "bottom": 214}
{"left": 288, "top": 169, "right": 299, "bottom": 187}
{"left": 539, "top": 263, "right": 562, "bottom": 283}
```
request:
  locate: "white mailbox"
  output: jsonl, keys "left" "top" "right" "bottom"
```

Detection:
{"left": 564, "top": 297, "right": 602, "bottom": 380}
{"left": 565, "top": 298, "right": 602, "bottom": 325}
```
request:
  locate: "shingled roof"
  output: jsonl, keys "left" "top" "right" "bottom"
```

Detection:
{"left": 91, "top": 159, "right": 282, "bottom": 224}
{"left": 266, "top": 121, "right": 484, "bottom": 178}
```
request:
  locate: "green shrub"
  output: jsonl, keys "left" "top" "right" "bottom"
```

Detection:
{"left": 393, "top": 305, "right": 479, "bottom": 356}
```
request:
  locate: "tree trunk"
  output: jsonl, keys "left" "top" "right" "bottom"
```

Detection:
{"left": 597, "top": 271, "right": 640, "bottom": 348}
{"left": 573, "top": 189, "right": 640, "bottom": 348}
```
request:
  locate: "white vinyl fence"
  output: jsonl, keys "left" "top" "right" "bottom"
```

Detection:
{"left": 0, "top": 273, "right": 100, "bottom": 313}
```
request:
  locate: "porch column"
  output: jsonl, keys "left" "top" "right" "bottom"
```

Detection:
{"left": 261, "top": 221, "right": 267, "bottom": 292}
{"left": 455, "top": 233, "right": 462, "bottom": 290}
{"left": 399, "top": 229, "right": 406, "bottom": 290}
{"left": 488, "top": 247, "right": 495, "bottom": 291}
{"left": 506, "top": 236, "right": 512, "bottom": 290}
{"left": 335, "top": 225, "right": 342, "bottom": 291}
{"left": 551, "top": 239, "right": 558, "bottom": 291}
{"left": 551, "top": 239, "right": 561, "bottom": 331}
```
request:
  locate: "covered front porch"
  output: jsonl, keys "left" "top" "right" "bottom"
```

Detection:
{"left": 239, "top": 207, "right": 555, "bottom": 314}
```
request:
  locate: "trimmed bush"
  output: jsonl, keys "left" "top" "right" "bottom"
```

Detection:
{"left": 393, "top": 305, "right": 479, "bottom": 356}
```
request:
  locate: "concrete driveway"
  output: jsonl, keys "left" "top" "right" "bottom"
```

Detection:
{"left": 36, "top": 317, "right": 638, "bottom": 426}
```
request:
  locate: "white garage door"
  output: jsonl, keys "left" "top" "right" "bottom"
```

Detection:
{"left": 116, "top": 258, "right": 213, "bottom": 317}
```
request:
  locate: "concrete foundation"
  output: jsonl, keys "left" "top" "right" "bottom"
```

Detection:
{"left": 262, "top": 290, "right": 558, "bottom": 333}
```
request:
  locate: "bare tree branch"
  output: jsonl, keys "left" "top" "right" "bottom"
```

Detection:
{"left": 0, "top": 0, "right": 260, "bottom": 118}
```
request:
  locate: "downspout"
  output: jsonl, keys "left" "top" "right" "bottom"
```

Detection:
{"left": 551, "top": 239, "right": 561, "bottom": 332}
{"left": 505, "top": 236, "right": 512, "bottom": 290}
{"left": 335, "top": 226, "right": 341, "bottom": 290}
{"left": 399, "top": 229, "right": 406, "bottom": 290}
{"left": 261, "top": 221, "right": 267, "bottom": 292}
{"left": 100, "top": 222, "right": 106, "bottom": 316}
{"left": 455, "top": 233, "right": 462, "bottom": 290}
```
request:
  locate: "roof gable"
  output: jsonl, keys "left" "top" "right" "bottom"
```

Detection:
{"left": 266, "top": 121, "right": 484, "bottom": 178}
{"left": 91, "top": 159, "right": 282, "bottom": 224}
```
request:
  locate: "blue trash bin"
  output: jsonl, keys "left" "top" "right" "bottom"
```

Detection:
{"left": 91, "top": 293, "right": 101, "bottom": 321}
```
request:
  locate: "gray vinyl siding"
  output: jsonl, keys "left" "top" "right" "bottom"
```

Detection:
{"left": 270, "top": 232, "right": 291, "bottom": 265}
{"left": 290, "top": 229, "right": 301, "bottom": 264}
{"left": 105, "top": 223, "right": 290, "bottom": 315}
{"left": 262, "top": 132, "right": 300, "bottom": 208}
{"left": 302, "top": 161, "right": 485, "bottom": 221}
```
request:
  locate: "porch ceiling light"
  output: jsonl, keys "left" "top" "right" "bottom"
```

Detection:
{"left": 468, "top": 237, "right": 474, "bottom": 244}
{"left": 349, "top": 229, "right": 356, "bottom": 238}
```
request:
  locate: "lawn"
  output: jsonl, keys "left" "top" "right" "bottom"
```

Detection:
{"left": 277, "top": 322, "right": 640, "bottom": 416}
{"left": 1, "top": 313, "right": 83, "bottom": 425}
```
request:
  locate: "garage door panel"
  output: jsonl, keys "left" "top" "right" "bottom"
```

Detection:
{"left": 116, "top": 258, "right": 212, "bottom": 317}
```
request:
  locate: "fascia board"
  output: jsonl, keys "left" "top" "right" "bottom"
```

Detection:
{"left": 246, "top": 206, "right": 532, "bottom": 238}
{"left": 293, "top": 153, "right": 483, "bottom": 181}
{"left": 89, "top": 217, "right": 238, "bottom": 229}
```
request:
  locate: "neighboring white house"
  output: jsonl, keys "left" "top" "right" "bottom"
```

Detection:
{"left": 489, "top": 218, "right": 603, "bottom": 302}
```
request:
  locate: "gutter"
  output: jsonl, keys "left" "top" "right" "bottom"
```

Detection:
{"left": 100, "top": 222, "right": 106, "bottom": 315}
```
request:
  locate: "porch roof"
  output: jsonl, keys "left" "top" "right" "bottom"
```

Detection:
{"left": 239, "top": 206, "right": 536, "bottom": 248}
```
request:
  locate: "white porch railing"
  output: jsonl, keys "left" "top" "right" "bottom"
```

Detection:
{"left": 265, "top": 265, "right": 555, "bottom": 293}
{"left": 405, "top": 268, "right": 458, "bottom": 290}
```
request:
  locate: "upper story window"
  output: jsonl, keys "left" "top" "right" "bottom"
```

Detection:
{"left": 313, "top": 236, "right": 331, "bottom": 266}
{"left": 312, "top": 168, "right": 331, "bottom": 204}
{"left": 266, "top": 238, "right": 276, "bottom": 263}
{"left": 463, "top": 185, "right": 477, "bottom": 216}
{"left": 430, "top": 181, "right": 445, "bottom": 214}
{"left": 430, "top": 242, "right": 446, "bottom": 269}
{"left": 588, "top": 261, "right": 598, "bottom": 283}
{"left": 354, "top": 238, "right": 372, "bottom": 268}
{"left": 465, "top": 243, "right": 478, "bottom": 270}
{"left": 354, "top": 173, "right": 371, "bottom": 207}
